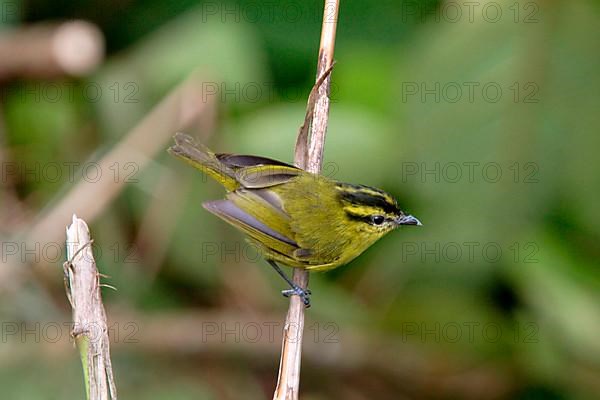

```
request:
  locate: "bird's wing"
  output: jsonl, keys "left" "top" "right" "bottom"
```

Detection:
{"left": 234, "top": 165, "right": 303, "bottom": 189}
{"left": 216, "top": 153, "right": 297, "bottom": 169}
{"left": 215, "top": 152, "right": 303, "bottom": 189}
{"left": 227, "top": 189, "right": 296, "bottom": 242}
{"left": 203, "top": 189, "right": 300, "bottom": 259}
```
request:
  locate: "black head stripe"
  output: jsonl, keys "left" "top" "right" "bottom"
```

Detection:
{"left": 337, "top": 184, "right": 400, "bottom": 215}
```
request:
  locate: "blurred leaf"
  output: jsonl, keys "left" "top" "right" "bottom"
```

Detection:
{"left": 94, "top": 5, "right": 268, "bottom": 139}
{"left": 226, "top": 103, "right": 396, "bottom": 184}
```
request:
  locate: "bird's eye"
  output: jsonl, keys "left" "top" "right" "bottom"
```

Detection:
{"left": 371, "top": 215, "right": 385, "bottom": 225}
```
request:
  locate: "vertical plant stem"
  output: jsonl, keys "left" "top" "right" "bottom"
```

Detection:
{"left": 273, "top": 1, "right": 339, "bottom": 399}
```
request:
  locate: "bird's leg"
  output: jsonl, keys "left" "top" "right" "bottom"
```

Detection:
{"left": 267, "top": 260, "right": 311, "bottom": 307}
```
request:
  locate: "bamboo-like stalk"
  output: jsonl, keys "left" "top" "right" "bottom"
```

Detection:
{"left": 273, "top": 1, "right": 339, "bottom": 399}
{"left": 64, "top": 215, "right": 117, "bottom": 400}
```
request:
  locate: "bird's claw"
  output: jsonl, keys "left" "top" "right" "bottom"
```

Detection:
{"left": 281, "top": 286, "right": 311, "bottom": 307}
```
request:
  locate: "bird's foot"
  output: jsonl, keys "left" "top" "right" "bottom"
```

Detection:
{"left": 282, "top": 286, "right": 311, "bottom": 307}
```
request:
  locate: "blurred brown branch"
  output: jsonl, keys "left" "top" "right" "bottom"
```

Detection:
{"left": 274, "top": 1, "right": 339, "bottom": 399}
{"left": 0, "top": 21, "right": 104, "bottom": 81}
{"left": 0, "top": 72, "right": 215, "bottom": 293}
{"left": 1, "top": 310, "right": 519, "bottom": 399}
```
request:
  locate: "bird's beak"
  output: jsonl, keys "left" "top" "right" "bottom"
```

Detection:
{"left": 396, "top": 214, "right": 422, "bottom": 226}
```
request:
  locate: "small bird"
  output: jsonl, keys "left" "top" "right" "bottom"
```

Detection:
{"left": 169, "top": 133, "right": 421, "bottom": 306}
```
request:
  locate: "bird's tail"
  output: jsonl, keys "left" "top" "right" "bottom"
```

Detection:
{"left": 168, "top": 133, "right": 239, "bottom": 191}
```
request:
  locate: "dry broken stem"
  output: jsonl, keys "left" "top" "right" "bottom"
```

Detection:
{"left": 65, "top": 215, "right": 117, "bottom": 400}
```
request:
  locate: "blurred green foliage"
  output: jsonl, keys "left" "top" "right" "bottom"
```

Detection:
{"left": 1, "top": 0, "right": 599, "bottom": 399}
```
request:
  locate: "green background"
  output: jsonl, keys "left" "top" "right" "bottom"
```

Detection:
{"left": 1, "top": 0, "right": 599, "bottom": 399}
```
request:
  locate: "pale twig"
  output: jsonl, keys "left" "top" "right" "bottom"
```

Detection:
{"left": 65, "top": 215, "right": 117, "bottom": 400}
{"left": 274, "top": 1, "right": 340, "bottom": 399}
